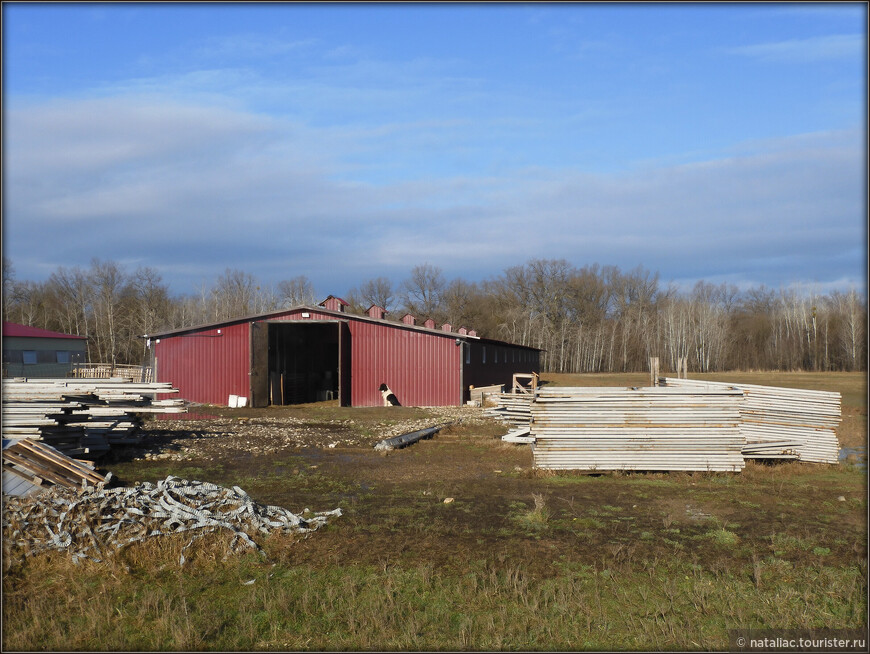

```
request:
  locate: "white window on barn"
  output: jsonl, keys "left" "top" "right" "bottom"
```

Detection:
{"left": 494, "top": 349, "right": 498, "bottom": 363}
{"left": 56, "top": 351, "right": 70, "bottom": 364}
{"left": 22, "top": 351, "right": 37, "bottom": 365}
{"left": 466, "top": 345, "right": 471, "bottom": 364}
{"left": 482, "top": 346, "right": 486, "bottom": 364}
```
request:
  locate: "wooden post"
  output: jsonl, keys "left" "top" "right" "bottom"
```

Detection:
{"left": 649, "top": 357, "right": 660, "bottom": 387}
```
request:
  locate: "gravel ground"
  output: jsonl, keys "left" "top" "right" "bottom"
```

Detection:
{"left": 120, "top": 406, "right": 496, "bottom": 463}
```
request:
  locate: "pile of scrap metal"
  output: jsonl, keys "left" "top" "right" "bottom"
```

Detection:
{"left": 3, "top": 474, "right": 342, "bottom": 566}
{"left": 1, "top": 377, "right": 186, "bottom": 458}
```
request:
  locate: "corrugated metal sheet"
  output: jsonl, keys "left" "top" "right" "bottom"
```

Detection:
{"left": 3, "top": 438, "right": 44, "bottom": 497}
{"left": 350, "top": 320, "right": 461, "bottom": 406}
{"left": 530, "top": 386, "right": 745, "bottom": 472}
{"left": 154, "top": 321, "right": 251, "bottom": 406}
{"left": 660, "top": 378, "right": 841, "bottom": 464}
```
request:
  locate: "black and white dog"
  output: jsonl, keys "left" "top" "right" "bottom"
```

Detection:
{"left": 379, "top": 383, "right": 400, "bottom": 406}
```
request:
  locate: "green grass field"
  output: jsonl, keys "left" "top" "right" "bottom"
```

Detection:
{"left": 3, "top": 372, "right": 866, "bottom": 651}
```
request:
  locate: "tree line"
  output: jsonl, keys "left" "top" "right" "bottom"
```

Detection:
{"left": 3, "top": 256, "right": 866, "bottom": 374}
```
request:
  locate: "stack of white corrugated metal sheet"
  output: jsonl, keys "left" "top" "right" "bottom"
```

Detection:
{"left": 1, "top": 378, "right": 186, "bottom": 459}
{"left": 660, "top": 378, "right": 841, "bottom": 464}
{"left": 530, "top": 386, "right": 745, "bottom": 472}
{"left": 485, "top": 392, "right": 534, "bottom": 428}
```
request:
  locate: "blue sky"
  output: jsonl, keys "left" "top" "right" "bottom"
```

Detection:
{"left": 3, "top": 2, "right": 867, "bottom": 298}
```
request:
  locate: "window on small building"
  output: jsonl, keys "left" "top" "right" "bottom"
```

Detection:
{"left": 56, "top": 351, "right": 70, "bottom": 364}
{"left": 22, "top": 350, "right": 37, "bottom": 365}
{"left": 465, "top": 345, "right": 471, "bottom": 364}
{"left": 482, "top": 346, "right": 486, "bottom": 364}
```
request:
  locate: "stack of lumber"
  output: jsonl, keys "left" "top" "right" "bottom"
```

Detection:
{"left": 485, "top": 392, "right": 535, "bottom": 429}
{"left": 530, "top": 386, "right": 745, "bottom": 472}
{"left": 3, "top": 438, "right": 108, "bottom": 497}
{"left": 1, "top": 378, "right": 186, "bottom": 459}
{"left": 660, "top": 378, "right": 841, "bottom": 464}
{"left": 470, "top": 384, "right": 504, "bottom": 406}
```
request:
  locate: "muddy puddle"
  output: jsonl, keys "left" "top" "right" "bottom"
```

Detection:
{"left": 839, "top": 445, "right": 867, "bottom": 469}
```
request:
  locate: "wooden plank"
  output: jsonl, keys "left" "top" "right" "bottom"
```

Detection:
{"left": 14, "top": 440, "right": 105, "bottom": 485}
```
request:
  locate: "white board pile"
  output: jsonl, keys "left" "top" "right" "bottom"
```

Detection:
{"left": 659, "top": 378, "right": 841, "bottom": 464}
{"left": 530, "top": 386, "right": 745, "bottom": 472}
{"left": 485, "top": 392, "right": 535, "bottom": 429}
{"left": 1, "top": 378, "right": 186, "bottom": 459}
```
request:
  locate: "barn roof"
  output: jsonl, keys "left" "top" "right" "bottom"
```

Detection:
{"left": 3, "top": 322, "right": 87, "bottom": 340}
{"left": 143, "top": 304, "right": 541, "bottom": 351}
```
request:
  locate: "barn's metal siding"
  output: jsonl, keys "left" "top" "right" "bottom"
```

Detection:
{"left": 463, "top": 340, "right": 541, "bottom": 399}
{"left": 266, "top": 309, "right": 336, "bottom": 323}
{"left": 153, "top": 309, "right": 340, "bottom": 406}
{"left": 350, "top": 320, "right": 462, "bottom": 407}
{"left": 154, "top": 321, "right": 251, "bottom": 406}
{"left": 151, "top": 305, "right": 538, "bottom": 407}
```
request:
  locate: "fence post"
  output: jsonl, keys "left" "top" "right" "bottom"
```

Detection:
{"left": 649, "top": 357, "right": 660, "bottom": 387}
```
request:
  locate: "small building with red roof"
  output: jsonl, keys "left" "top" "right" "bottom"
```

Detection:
{"left": 2, "top": 322, "right": 87, "bottom": 378}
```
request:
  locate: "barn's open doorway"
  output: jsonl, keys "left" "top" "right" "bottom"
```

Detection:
{"left": 250, "top": 320, "right": 350, "bottom": 407}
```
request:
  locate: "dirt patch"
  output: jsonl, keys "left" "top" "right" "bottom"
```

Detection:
{"left": 98, "top": 403, "right": 867, "bottom": 578}
{"left": 116, "top": 406, "right": 495, "bottom": 463}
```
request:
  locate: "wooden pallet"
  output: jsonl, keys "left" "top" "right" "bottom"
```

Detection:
{"left": 3, "top": 438, "right": 107, "bottom": 495}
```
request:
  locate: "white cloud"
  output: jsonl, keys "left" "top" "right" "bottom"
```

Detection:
{"left": 3, "top": 93, "right": 865, "bottom": 295}
{"left": 725, "top": 34, "right": 864, "bottom": 63}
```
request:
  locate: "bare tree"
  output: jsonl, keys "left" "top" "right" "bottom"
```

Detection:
{"left": 442, "top": 278, "right": 480, "bottom": 329}
{"left": 346, "top": 276, "right": 394, "bottom": 315}
{"left": 691, "top": 281, "right": 727, "bottom": 372}
{"left": 833, "top": 288, "right": 866, "bottom": 371}
{"left": 89, "top": 259, "right": 129, "bottom": 366}
{"left": 277, "top": 275, "right": 317, "bottom": 308}
{"left": 130, "top": 266, "right": 171, "bottom": 361}
{"left": 4, "top": 254, "right": 866, "bottom": 374}
{"left": 359, "top": 277, "right": 394, "bottom": 312}
{"left": 659, "top": 286, "right": 692, "bottom": 372}
{"left": 2, "top": 257, "right": 15, "bottom": 321}
{"left": 47, "top": 266, "right": 93, "bottom": 340}
{"left": 5, "top": 279, "right": 48, "bottom": 328}
{"left": 210, "top": 268, "right": 260, "bottom": 321}
{"left": 401, "top": 263, "right": 445, "bottom": 319}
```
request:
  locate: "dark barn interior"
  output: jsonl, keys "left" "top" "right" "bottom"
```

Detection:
{"left": 267, "top": 322, "right": 340, "bottom": 405}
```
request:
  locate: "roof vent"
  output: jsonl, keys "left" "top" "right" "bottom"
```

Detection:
{"left": 441, "top": 323, "right": 452, "bottom": 332}
{"left": 319, "top": 295, "right": 348, "bottom": 312}
{"left": 457, "top": 327, "right": 468, "bottom": 335}
{"left": 468, "top": 329, "right": 477, "bottom": 337}
{"left": 402, "top": 313, "right": 416, "bottom": 325}
{"left": 367, "top": 305, "right": 386, "bottom": 320}
{"left": 423, "top": 318, "right": 436, "bottom": 329}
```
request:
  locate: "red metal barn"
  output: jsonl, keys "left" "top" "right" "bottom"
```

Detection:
{"left": 145, "top": 296, "right": 540, "bottom": 407}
